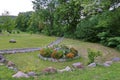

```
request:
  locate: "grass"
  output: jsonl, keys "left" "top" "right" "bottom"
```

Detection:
{"left": 0, "top": 33, "right": 56, "bottom": 49}
{"left": 4, "top": 51, "right": 82, "bottom": 72}
{"left": 1, "top": 62, "right": 120, "bottom": 80}
{"left": 0, "top": 33, "right": 120, "bottom": 80}
{"left": 60, "top": 38, "right": 120, "bottom": 61}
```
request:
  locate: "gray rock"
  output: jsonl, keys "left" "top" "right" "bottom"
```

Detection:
{"left": 13, "top": 68, "right": 18, "bottom": 72}
{"left": 0, "top": 63, "right": 4, "bottom": 66}
{"left": 72, "top": 62, "right": 84, "bottom": 69}
{"left": 103, "top": 63, "right": 110, "bottom": 67}
{"left": 88, "top": 63, "right": 96, "bottom": 67}
{"left": 27, "top": 72, "right": 36, "bottom": 77}
{"left": 58, "top": 66, "right": 71, "bottom": 73}
{"left": 12, "top": 71, "right": 29, "bottom": 78}
{"left": 104, "top": 61, "right": 113, "bottom": 65}
{"left": 42, "top": 67, "right": 57, "bottom": 74}
{"left": 8, "top": 66, "right": 14, "bottom": 70}
{"left": 7, "top": 61, "right": 15, "bottom": 67}
{"left": 0, "top": 55, "right": 6, "bottom": 63}
{"left": 9, "top": 39, "right": 16, "bottom": 43}
{"left": 112, "top": 57, "right": 120, "bottom": 62}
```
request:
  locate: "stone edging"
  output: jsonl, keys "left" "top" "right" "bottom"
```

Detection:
{"left": 0, "top": 48, "right": 41, "bottom": 54}
{"left": 38, "top": 54, "right": 80, "bottom": 62}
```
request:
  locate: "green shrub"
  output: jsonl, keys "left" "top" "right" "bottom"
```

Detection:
{"left": 75, "top": 15, "right": 99, "bottom": 42}
{"left": 51, "top": 50, "right": 63, "bottom": 59}
{"left": 40, "top": 45, "right": 78, "bottom": 59}
{"left": 40, "top": 47, "right": 53, "bottom": 58}
{"left": 87, "top": 49, "right": 102, "bottom": 64}
{"left": 117, "top": 45, "right": 120, "bottom": 51}
{"left": 70, "top": 47, "right": 78, "bottom": 56}
{"left": 105, "top": 37, "right": 120, "bottom": 50}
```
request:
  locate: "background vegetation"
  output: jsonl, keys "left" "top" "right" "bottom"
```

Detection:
{"left": 0, "top": 0, "right": 119, "bottom": 50}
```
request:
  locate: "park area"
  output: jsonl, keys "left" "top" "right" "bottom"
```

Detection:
{"left": 0, "top": 33, "right": 120, "bottom": 80}
{"left": 0, "top": 0, "right": 120, "bottom": 80}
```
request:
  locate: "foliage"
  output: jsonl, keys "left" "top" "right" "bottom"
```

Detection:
{"left": 40, "top": 45, "right": 78, "bottom": 59}
{"left": 15, "top": 12, "right": 33, "bottom": 32}
{"left": 96, "top": 8, "right": 120, "bottom": 47}
{"left": 53, "top": 0, "right": 83, "bottom": 36}
{"left": 51, "top": 50, "right": 63, "bottom": 59}
{"left": 40, "top": 47, "right": 53, "bottom": 57}
{"left": 70, "top": 47, "right": 78, "bottom": 56}
{"left": 0, "top": 11, "right": 16, "bottom": 33}
{"left": 12, "top": 0, "right": 120, "bottom": 51}
{"left": 107, "top": 37, "right": 120, "bottom": 50}
{"left": 66, "top": 52, "right": 75, "bottom": 58}
{"left": 75, "top": 15, "right": 99, "bottom": 42}
{"left": 87, "top": 49, "right": 102, "bottom": 64}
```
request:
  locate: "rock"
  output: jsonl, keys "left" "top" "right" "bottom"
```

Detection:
{"left": 88, "top": 63, "right": 96, "bottom": 67}
{"left": 112, "top": 57, "right": 120, "bottom": 62}
{"left": 13, "top": 68, "right": 18, "bottom": 72}
{"left": 27, "top": 72, "right": 36, "bottom": 77}
{"left": 58, "top": 66, "right": 71, "bottom": 73}
{"left": 8, "top": 66, "right": 14, "bottom": 70}
{"left": 0, "top": 63, "right": 4, "bottom": 66}
{"left": 42, "top": 67, "right": 57, "bottom": 74}
{"left": 0, "top": 55, "right": 6, "bottom": 63}
{"left": 72, "top": 62, "right": 84, "bottom": 69}
{"left": 7, "top": 61, "right": 15, "bottom": 67}
{"left": 9, "top": 39, "right": 16, "bottom": 43}
{"left": 12, "top": 71, "right": 29, "bottom": 78}
{"left": 103, "top": 63, "right": 110, "bottom": 67}
{"left": 103, "top": 61, "right": 112, "bottom": 67}
{"left": 104, "top": 61, "right": 113, "bottom": 65}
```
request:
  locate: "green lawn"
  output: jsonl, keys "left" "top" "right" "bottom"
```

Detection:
{"left": 4, "top": 51, "right": 82, "bottom": 72}
{"left": 1, "top": 62, "right": 120, "bottom": 80}
{"left": 60, "top": 38, "right": 120, "bottom": 61}
{"left": 0, "top": 33, "right": 56, "bottom": 49}
{"left": 0, "top": 33, "right": 120, "bottom": 80}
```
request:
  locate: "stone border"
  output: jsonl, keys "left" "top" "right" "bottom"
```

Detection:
{"left": 0, "top": 48, "right": 41, "bottom": 54}
{"left": 38, "top": 54, "right": 80, "bottom": 62}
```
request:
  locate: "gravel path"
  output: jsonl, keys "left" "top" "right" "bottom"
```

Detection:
{"left": 0, "top": 37, "right": 64, "bottom": 54}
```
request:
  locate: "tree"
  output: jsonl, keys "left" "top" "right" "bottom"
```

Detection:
{"left": 15, "top": 11, "right": 33, "bottom": 32}
{"left": 0, "top": 11, "right": 15, "bottom": 33}
{"left": 32, "top": 0, "right": 56, "bottom": 35}
{"left": 54, "top": 0, "right": 83, "bottom": 37}
{"left": 27, "top": 12, "right": 44, "bottom": 33}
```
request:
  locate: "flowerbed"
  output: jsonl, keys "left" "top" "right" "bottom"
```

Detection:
{"left": 39, "top": 45, "right": 80, "bottom": 62}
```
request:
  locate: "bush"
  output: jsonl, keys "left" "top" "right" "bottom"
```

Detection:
{"left": 87, "top": 49, "right": 102, "bottom": 64}
{"left": 66, "top": 52, "right": 75, "bottom": 58}
{"left": 70, "top": 47, "right": 78, "bottom": 56}
{"left": 75, "top": 15, "right": 99, "bottom": 42}
{"left": 106, "top": 37, "right": 120, "bottom": 50}
{"left": 40, "top": 47, "right": 53, "bottom": 58}
{"left": 40, "top": 45, "right": 78, "bottom": 59}
{"left": 51, "top": 50, "right": 63, "bottom": 59}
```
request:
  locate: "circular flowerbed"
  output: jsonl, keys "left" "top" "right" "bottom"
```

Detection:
{"left": 39, "top": 45, "right": 80, "bottom": 62}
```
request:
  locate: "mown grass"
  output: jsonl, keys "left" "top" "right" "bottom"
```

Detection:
{"left": 60, "top": 38, "right": 120, "bottom": 61}
{"left": 1, "top": 33, "right": 120, "bottom": 80}
{"left": 1, "top": 62, "right": 120, "bottom": 80}
{"left": 4, "top": 51, "right": 82, "bottom": 72}
{"left": 0, "top": 33, "right": 56, "bottom": 49}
